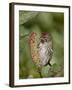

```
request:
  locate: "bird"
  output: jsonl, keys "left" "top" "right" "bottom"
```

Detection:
{"left": 38, "top": 32, "right": 53, "bottom": 66}
{"left": 29, "top": 32, "right": 53, "bottom": 67}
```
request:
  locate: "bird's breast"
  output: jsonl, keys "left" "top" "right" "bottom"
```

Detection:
{"left": 39, "top": 44, "right": 49, "bottom": 66}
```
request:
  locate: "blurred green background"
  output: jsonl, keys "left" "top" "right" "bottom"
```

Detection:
{"left": 19, "top": 11, "right": 64, "bottom": 79}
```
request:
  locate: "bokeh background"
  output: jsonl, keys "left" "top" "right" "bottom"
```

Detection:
{"left": 19, "top": 11, "right": 64, "bottom": 79}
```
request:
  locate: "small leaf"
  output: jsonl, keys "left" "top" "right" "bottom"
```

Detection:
{"left": 41, "top": 65, "right": 50, "bottom": 77}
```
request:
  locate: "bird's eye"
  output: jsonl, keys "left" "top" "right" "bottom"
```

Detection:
{"left": 41, "top": 39, "right": 44, "bottom": 43}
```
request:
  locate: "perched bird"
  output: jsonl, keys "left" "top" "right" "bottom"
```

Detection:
{"left": 38, "top": 32, "right": 53, "bottom": 66}
{"left": 29, "top": 32, "right": 53, "bottom": 68}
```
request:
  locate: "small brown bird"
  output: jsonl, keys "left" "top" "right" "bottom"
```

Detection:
{"left": 38, "top": 32, "right": 53, "bottom": 66}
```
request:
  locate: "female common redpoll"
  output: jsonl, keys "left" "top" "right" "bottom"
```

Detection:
{"left": 29, "top": 32, "right": 53, "bottom": 68}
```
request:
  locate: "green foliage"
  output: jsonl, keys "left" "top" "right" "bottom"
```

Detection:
{"left": 47, "top": 63, "right": 64, "bottom": 77}
{"left": 19, "top": 11, "right": 64, "bottom": 79}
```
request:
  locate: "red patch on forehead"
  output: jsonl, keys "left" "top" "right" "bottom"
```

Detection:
{"left": 42, "top": 32, "right": 48, "bottom": 35}
{"left": 41, "top": 32, "right": 48, "bottom": 38}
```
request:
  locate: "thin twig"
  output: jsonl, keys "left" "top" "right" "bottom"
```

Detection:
{"left": 37, "top": 67, "right": 43, "bottom": 78}
{"left": 38, "top": 70, "right": 43, "bottom": 78}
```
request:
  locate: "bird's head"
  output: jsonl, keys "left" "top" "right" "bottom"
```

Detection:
{"left": 40, "top": 32, "right": 52, "bottom": 43}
